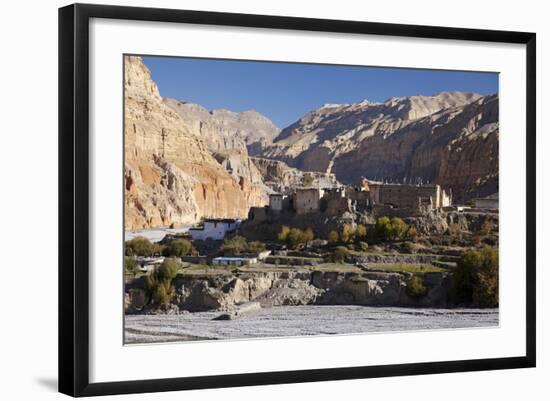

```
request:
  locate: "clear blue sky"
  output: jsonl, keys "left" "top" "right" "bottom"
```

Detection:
{"left": 142, "top": 55, "right": 498, "bottom": 128}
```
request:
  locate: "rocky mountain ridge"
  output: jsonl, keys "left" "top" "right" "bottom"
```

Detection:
{"left": 262, "top": 91, "right": 498, "bottom": 201}
{"left": 163, "top": 98, "right": 280, "bottom": 155}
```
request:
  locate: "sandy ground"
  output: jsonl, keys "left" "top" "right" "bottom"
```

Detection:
{"left": 124, "top": 305, "right": 499, "bottom": 344}
{"left": 125, "top": 227, "right": 191, "bottom": 242}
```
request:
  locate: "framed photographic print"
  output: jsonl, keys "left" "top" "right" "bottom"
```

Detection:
{"left": 58, "top": 3, "right": 536, "bottom": 397}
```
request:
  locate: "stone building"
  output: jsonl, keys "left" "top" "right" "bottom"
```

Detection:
{"left": 321, "top": 188, "right": 352, "bottom": 215}
{"left": 268, "top": 193, "right": 290, "bottom": 212}
{"left": 293, "top": 188, "right": 323, "bottom": 214}
{"left": 367, "top": 181, "right": 451, "bottom": 216}
{"left": 256, "top": 180, "right": 453, "bottom": 221}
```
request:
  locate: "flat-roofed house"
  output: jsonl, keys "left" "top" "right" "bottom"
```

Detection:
{"left": 188, "top": 219, "right": 240, "bottom": 241}
{"left": 212, "top": 256, "right": 258, "bottom": 266}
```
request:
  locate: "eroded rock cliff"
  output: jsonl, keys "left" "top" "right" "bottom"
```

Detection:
{"left": 124, "top": 56, "right": 267, "bottom": 229}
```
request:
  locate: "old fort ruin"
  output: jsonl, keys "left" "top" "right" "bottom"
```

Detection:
{"left": 249, "top": 180, "right": 452, "bottom": 222}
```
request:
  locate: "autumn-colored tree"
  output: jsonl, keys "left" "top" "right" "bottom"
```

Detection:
{"left": 328, "top": 230, "right": 339, "bottom": 244}
{"left": 340, "top": 224, "right": 354, "bottom": 243}
{"left": 278, "top": 225, "right": 291, "bottom": 242}
{"left": 355, "top": 224, "right": 367, "bottom": 240}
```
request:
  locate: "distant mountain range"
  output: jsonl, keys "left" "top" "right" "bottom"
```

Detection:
{"left": 261, "top": 91, "right": 498, "bottom": 201}
{"left": 125, "top": 56, "right": 498, "bottom": 229}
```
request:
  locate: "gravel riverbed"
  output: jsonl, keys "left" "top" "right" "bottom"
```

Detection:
{"left": 125, "top": 305, "right": 498, "bottom": 344}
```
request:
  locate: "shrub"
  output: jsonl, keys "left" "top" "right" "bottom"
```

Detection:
{"left": 301, "top": 173, "right": 314, "bottom": 187}
{"left": 221, "top": 236, "right": 267, "bottom": 255}
{"left": 164, "top": 239, "right": 195, "bottom": 257}
{"left": 359, "top": 241, "right": 369, "bottom": 251}
{"left": 328, "top": 230, "right": 339, "bottom": 244}
{"left": 220, "top": 235, "right": 249, "bottom": 255}
{"left": 453, "top": 246, "right": 498, "bottom": 307}
{"left": 331, "top": 246, "right": 349, "bottom": 263}
{"left": 402, "top": 241, "right": 419, "bottom": 254}
{"left": 124, "top": 256, "right": 139, "bottom": 276}
{"left": 405, "top": 227, "right": 418, "bottom": 241}
{"left": 146, "top": 276, "right": 174, "bottom": 306}
{"left": 247, "top": 240, "right": 266, "bottom": 253}
{"left": 144, "top": 258, "right": 181, "bottom": 306}
{"left": 125, "top": 236, "right": 158, "bottom": 256}
{"left": 406, "top": 275, "right": 428, "bottom": 299}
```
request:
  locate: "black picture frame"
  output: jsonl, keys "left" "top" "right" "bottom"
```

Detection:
{"left": 59, "top": 3, "right": 536, "bottom": 397}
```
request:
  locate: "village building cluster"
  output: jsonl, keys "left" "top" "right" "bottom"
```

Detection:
{"left": 251, "top": 179, "right": 453, "bottom": 222}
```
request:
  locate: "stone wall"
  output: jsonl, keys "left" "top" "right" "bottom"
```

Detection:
{"left": 294, "top": 188, "right": 321, "bottom": 214}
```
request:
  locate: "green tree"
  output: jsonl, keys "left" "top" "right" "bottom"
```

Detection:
{"left": 328, "top": 230, "right": 339, "bottom": 244}
{"left": 375, "top": 216, "right": 408, "bottom": 241}
{"left": 125, "top": 236, "right": 157, "bottom": 256}
{"left": 157, "top": 257, "right": 181, "bottom": 280}
{"left": 389, "top": 217, "right": 408, "bottom": 240}
{"left": 359, "top": 241, "right": 369, "bottom": 252}
{"left": 165, "top": 239, "right": 195, "bottom": 257}
{"left": 453, "top": 246, "right": 499, "bottom": 307}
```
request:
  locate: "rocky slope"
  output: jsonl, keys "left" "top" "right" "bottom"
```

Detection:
{"left": 250, "top": 156, "right": 340, "bottom": 193}
{"left": 125, "top": 269, "right": 453, "bottom": 314}
{"left": 124, "top": 56, "right": 267, "bottom": 229}
{"left": 164, "top": 98, "right": 280, "bottom": 197}
{"left": 163, "top": 98, "right": 280, "bottom": 155}
{"left": 262, "top": 92, "right": 498, "bottom": 201}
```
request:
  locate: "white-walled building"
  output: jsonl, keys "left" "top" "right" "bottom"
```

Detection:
{"left": 212, "top": 256, "right": 258, "bottom": 266}
{"left": 188, "top": 219, "right": 240, "bottom": 241}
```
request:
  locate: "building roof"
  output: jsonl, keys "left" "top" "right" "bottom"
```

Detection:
{"left": 203, "top": 218, "right": 239, "bottom": 223}
{"left": 213, "top": 256, "right": 257, "bottom": 261}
